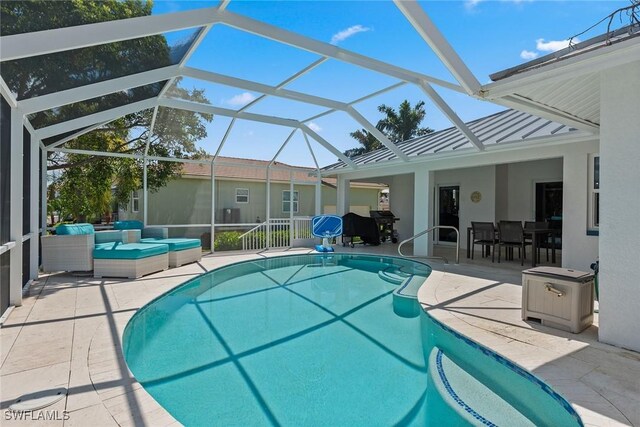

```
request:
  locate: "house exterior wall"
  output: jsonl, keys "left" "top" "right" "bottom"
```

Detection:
{"left": 330, "top": 138, "right": 599, "bottom": 267}
{"left": 598, "top": 60, "right": 640, "bottom": 352}
{"left": 505, "top": 158, "right": 563, "bottom": 220}
{"left": 388, "top": 174, "right": 415, "bottom": 243}
{"left": 434, "top": 165, "right": 496, "bottom": 250}
{"left": 321, "top": 186, "right": 383, "bottom": 216}
{"left": 121, "top": 176, "right": 380, "bottom": 225}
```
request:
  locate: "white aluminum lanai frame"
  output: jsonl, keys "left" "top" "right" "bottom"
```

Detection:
{"left": 0, "top": 0, "right": 602, "bottom": 312}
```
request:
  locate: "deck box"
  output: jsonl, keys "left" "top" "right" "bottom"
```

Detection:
{"left": 522, "top": 266, "right": 595, "bottom": 333}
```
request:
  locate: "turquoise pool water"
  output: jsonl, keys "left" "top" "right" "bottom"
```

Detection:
{"left": 123, "top": 254, "right": 582, "bottom": 427}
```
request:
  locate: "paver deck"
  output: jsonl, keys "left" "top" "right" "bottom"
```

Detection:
{"left": 1, "top": 247, "right": 638, "bottom": 426}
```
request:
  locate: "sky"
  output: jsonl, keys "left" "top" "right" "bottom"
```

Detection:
{"left": 152, "top": 0, "right": 630, "bottom": 168}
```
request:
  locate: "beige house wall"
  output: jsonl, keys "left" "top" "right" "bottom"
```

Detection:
{"left": 121, "top": 176, "right": 381, "bottom": 226}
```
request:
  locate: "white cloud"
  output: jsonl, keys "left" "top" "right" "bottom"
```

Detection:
{"left": 520, "top": 49, "right": 539, "bottom": 60}
{"left": 464, "top": 0, "right": 483, "bottom": 9}
{"left": 308, "top": 122, "right": 322, "bottom": 133}
{"left": 535, "top": 38, "right": 578, "bottom": 52}
{"left": 225, "top": 92, "right": 256, "bottom": 107}
{"left": 466, "top": 0, "right": 530, "bottom": 9}
{"left": 330, "top": 25, "right": 371, "bottom": 45}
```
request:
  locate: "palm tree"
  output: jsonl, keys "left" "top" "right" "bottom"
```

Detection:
{"left": 343, "top": 100, "right": 433, "bottom": 158}
{"left": 377, "top": 100, "right": 433, "bottom": 143}
{"left": 344, "top": 128, "right": 383, "bottom": 157}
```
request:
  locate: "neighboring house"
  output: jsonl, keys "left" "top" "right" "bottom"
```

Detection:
{"left": 119, "top": 156, "right": 385, "bottom": 237}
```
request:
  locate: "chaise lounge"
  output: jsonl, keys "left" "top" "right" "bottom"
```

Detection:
{"left": 113, "top": 221, "right": 202, "bottom": 268}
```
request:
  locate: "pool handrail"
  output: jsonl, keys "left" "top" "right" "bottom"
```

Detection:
{"left": 398, "top": 226, "right": 460, "bottom": 264}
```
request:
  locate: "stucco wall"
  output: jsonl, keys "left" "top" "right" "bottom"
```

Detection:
{"left": 388, "top": 174, "right": 415, "bottom": 242}
{"left": 434, "top": 165, "right": 496, "bottom": 250}
{"left": 505, "top": 158, "right": 563, "bottom": 221}
{"left": 598, "top": 60, "right": 640, "bottom": 352}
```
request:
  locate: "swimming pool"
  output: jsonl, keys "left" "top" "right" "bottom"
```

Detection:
{"left": 123, "top": 254, "right": 582, "bottom": 426}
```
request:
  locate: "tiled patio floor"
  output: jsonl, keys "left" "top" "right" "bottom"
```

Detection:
{"left": 1, "top": 247, "right": 638, "bottom": 426}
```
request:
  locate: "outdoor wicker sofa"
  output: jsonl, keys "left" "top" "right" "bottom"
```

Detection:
{"left": 114, "top": 220, "right": 202, "bottom": 268}
{"left": 93, "top": 229, "right": 169, "bottom": 279}
{"left": 41, "top": 223, "right": 95, "bottom": 272}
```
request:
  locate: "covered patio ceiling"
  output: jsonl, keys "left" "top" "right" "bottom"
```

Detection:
{"left": 0, "top": 0, "right": 607, "bottom": 174}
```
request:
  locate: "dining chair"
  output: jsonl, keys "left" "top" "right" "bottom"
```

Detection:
{"left": 524, "top": 221, "right": 550, "bottom": 262}
{"left": 471, "top": 222, "right": 499, "bottom": 263}
{"left": 498, "top": 221, "right": 531, "bottom": 265}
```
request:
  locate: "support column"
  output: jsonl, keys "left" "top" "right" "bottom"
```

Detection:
{"left": 29, "top": 135, "right": 39, "bottom": 279}
{"left": 41, "top": 150, "right": 47, "bottom": 237}
{"left": 413, "top": 169, "right": 433, "bottom": 257}
{"left": 266, "top": 168, "right": 271, "bottom": 249}
{"left": 599, "top": 61, "right": 640, "bottom": 352}
{"left": 289, "top": 171, "right": 294, "bottom": 247}
{"left": 9, "top": 108, "right": 23, "bottom": 306}
{"left": 315, "top": 175, "right": 322, "bottom": 216}
{"left": 336, "top": 177, "right": 350, "bottom": 216}
{"left": 210, "top": 161, "right": 215, "bottom": 252}
{"left": 143, "top": 158, "right": 148, "bottom": 226}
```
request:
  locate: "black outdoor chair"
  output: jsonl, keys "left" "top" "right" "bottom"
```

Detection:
{"left": 498, "top": 221, "right": 531, "bottom": 265}
{"left": 524, "top": 221, "right": 550, "bottom": 262}
{"left": 471, "top": 222, "right": 499, "bottom": 263}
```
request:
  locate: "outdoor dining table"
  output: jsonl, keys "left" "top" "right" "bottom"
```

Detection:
{"left": 466, "top": 225, "right": 559, "bottom": 267}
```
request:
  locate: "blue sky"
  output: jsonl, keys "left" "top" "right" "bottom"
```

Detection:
{"left": 153, "top": 0, "right": 629, "bottom": 167}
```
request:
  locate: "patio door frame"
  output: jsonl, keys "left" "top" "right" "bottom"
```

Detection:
{"left": 435, "top": 183, "right": 461, "bottom": 246}
{"left": 532, "top": 179, "right": 563, "bottom": 221}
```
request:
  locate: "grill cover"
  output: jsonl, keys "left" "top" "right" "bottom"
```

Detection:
{"left": 342, "top": 212, "right": 380, "bottom": 245}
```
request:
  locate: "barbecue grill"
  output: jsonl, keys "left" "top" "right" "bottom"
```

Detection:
{"left": 369, "top": 210, "right": 399, "bottom": 243}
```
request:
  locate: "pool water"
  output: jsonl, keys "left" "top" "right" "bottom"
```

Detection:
{"left": 123, "top": 254, "right": 582, "bottom": 427}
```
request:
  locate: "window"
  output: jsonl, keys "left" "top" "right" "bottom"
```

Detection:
{"left": 132, "top": 191, "right": 140, "bottom": 213}
{"left": 235, "top": 188, "right": 249, "bottom": 204}
{"left": 588, "top": 154, "right": 599, "bottom": 230}
{"left": 282, "top": 190, "right": 299, "bottom": 213}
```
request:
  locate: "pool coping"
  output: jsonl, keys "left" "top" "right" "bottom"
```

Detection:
{"left": 2, "top": 250, "right": 638, "bottom": 426}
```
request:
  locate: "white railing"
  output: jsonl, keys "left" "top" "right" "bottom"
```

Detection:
{"left": 292, "top": 216, "right": 313, "bottom": 240}
{"left": 239, "top": 217, "right": 313, "bottom": 251}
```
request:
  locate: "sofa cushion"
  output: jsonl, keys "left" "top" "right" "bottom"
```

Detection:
{"left": 93, "top": 242, "right": 168, "bottom": 260}
{"left": 56, "top": 223, "right": 95, "bottom": 235}
{"left": 94, "top": 230, "right": 128, "bottom": 244}
{"left": 140, "top": 238, "right": 201, "bottom": 252}
{"left": 113, "top": 220, "right": 144, "bottom": 230}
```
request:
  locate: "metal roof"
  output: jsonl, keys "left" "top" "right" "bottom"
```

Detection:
{"left": 490, "top": 24, "right": 640, "bottom": 82}
{"left": 482, "top": 23, "right": 640, "bottom": 131}
{"left": 322, "top": 109, "right": 579, "bottom": 171}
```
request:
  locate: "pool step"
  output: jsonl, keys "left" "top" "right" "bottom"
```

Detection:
{"left": 392, "top": 275, "right": 426, "bottom": 318}
{"left": 427, "top": 347, "right": 535, "bottom": 427}
{"left": 378, "top": 268, "right": 411, "bottom": 285}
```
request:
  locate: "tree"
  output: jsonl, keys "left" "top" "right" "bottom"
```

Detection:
{"left": 343, "top": 100, "right": 433, "bottom": 158}
{"left": 343, "top": 129, "right": 383, "bottom": 158}
{"left": 1, "top": 1, "right": 213, "bottom": 222}
{"left": 377, "top": 100, "right": 433, "bottom": 143}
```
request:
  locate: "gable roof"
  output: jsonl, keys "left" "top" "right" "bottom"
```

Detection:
{"left": 180, "top": 156, "right": 385, "bottom": 188}
{"left": 181, "top": 157, "right": 317, "bottom": 182}
{"left": 322, "top": 109, "right": 579, "bottom": 172}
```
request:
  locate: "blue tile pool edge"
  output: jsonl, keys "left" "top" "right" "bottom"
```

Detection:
{"left": 426, "top": 313, "right": 584, "bottom": 426}
{"left": 435, "top": 349, "right": 498, "bottom": 427}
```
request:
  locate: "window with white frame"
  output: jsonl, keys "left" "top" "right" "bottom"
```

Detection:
{"left": 588, "top": 154, "right": 599, "bottom": 230}
{"left": 282, "top": 190, "right": 299, "bottom": 213}
{"left": 132, "top": 191, "right": 140, "bottom": 213}
{"left": 235, "top": 188, "right": 249, "bottom": 204}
